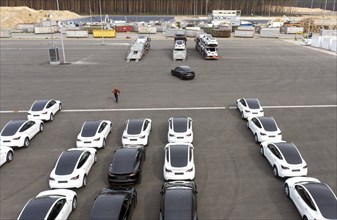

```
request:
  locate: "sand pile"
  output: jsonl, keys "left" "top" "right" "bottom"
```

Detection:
{"left": 0, "top": 6, "right": 82, "bottom": 29}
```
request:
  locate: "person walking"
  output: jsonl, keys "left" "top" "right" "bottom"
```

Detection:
{"left": 112, "top": 87, "right": 120, "bottom": 103}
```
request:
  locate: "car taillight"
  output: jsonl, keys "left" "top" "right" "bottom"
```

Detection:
{"left": 13, "top": 136, "right": 21, "bottom": 140}
{"left": 281, "top": 165, "right": 289, "bottom": 170}
{"left": 71, "top": 175, "right": 79, "bottom": 180}
{"left": 187, "top": 167, "right": 193, "bottom": 172}
{"left": 93, "top": 137, "right": 100, "bottom": 141}
{"left": 165, "top": 168, "right": 172, "bottom": 173}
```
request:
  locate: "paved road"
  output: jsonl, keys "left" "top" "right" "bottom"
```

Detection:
{"left": 0, "top": 36, "right": 336, "bottom": 220}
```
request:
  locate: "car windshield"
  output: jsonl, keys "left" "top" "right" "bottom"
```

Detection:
{"left": 276, "top": 143, "right": 302, "bottom": 164}
{"left": 170, "top": 145, "right": 189, "bottom": 167}
{"left": 164, "top": 189, "right": 193, "bottom": 220}
{"left": 306, "top": 183, "right": 337, "bottom": 219}
{"left": 81, "top": 121, "right": 100, "bottom": 137}
{"left": 259, "top": 117, "right": 277, "bottom": 131}
{"left": 1, "top": 120, "right": 25, "bottom": 136}
{"left": 19, "top": 197, "right": 57, "bottom": 220}
{"left": 173, "top": 118, "right": 188, "bottom": 132}
{"left": 55, "top": 151, "right": 82, "bottom": 175}
{"left": 127, "top": 120, "right": 143, "bottom": 135}
{"left": 91, "top": 194, "right": 126, "bottom": 220}
{"left": 180, "top": 66, "right": 192, "bottom": 72}
{"left": 31, "top": 100, "right": 48, "bottom": 111}
{"left": 246, "top": 99, "right": 260, "bottom": 109}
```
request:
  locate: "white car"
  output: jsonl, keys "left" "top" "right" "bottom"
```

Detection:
{"left": 17, "top": 189, "right": 77, "bottom": 220}
{"left": 27, "top": 99, "right": 62, "bottom": 121}
{"left": 174, "top": 40, "right": 186, "bottom": 50}
{"left": 284, "top": 177, "right": 337, "bottom": 220}
{"left": 49, "top": 148, "right": 97, "bottom": 189}
{"left": 168, "top": 117, "right": 193, "bottom": 143}
{"left": 163, "top": 143, "right": 195, "bottom": 181}
{"left": 76, "top": 120, "right": 112, "bottom": 148}
{"left": 0, "top": 146, "right": 14, "bottom": 166}
{"left": 0, "top": 120, "right": 44, "bottom": 148}
{"left": 247, "top": 116, "right": 282, "bottom": 143}
{"left": 260, "top": 141, "right": 308, "bottom": 178}
{"left": 236, "top": 98, "right": 264, "bottom": 119}
{"left": 122, "top": 118, "right": 152, "bottom": 146}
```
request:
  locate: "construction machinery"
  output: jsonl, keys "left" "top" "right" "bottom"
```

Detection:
{"left": 195, "top": 33, "right": 219, "bottom": 60}
{"left": 126, "top": 35, "right": 151, "bottom": 62}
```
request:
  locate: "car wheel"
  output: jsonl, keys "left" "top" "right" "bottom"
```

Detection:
{"left": 284, "top": 184, "right": 290, "bottom": 198}
{"left": 72, "top": 196, "right": 77, "bottom": 211}
{"left": 101, "top": 138, "right": 106, "bottom": 149}
{"left": 273, "top": 166, "right": 279, "bottom": 177}
{"left": 23, "top": 137, "right": 30, "bottom": 148}
{"left": 59, "top": 103, "right": 62, "bottom": 111}
{"left": 39, "top": 123, "right": 44, "bottom": 132}
{"left": 303, "top": 216, "right": 308, "bottom": 220}
{"left": 94, "top": 153, "right": 98, "bottom": 163}
{"left": 49, "top": 113, "right": 54, "bottom": 121}
{"left": 6, "top": 151, "right": 13, "bottom": 162}
{"left": 260, "top": 146, "right": 264, "bottom": 156}
{"left": 254, "top": 134, "right": 259, "bottom": 143}
{"left": 82, "top": 175, "right": 87, "bottom": 187}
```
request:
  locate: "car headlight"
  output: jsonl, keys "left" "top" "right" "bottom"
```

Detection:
{"left": 76, "top": 138, "right": 81, "bottom": 141}
{"left": 245, "top": 110, "right": 250, "bottom": 112}
{"left": 49, "top": 177, "right": 55, "bottom": 181}
{"left": 165, "top": 168, "right": 172, "bottom": 173}
{"left": 303, "top": 165, "right": 308, "bottom": 169}
{"left": 42, "top": 111, "right": 48, "bottom": 115}
{"left": 129, "top": 172, "right": 136, "bottom": 177}
{"left": 169, "top": 133, "right": 174, "bottom": 137}
{"left": 13, "top": 136, "right": 21, "bottom": 140}
{"left": 260, "top": 132, "right": 266, "bottom": 135}
{"left": 122, "top": 136, "right": 127, "bottom": 139}
{"left": 278, "top": 132, "right": 282, "bottom": 135}
{"left": 93, "top": 137, "right": 100, "bottom": 141}
{"left": 70, "top": 175, "right": 79, "bottom": 180}
{"left": 187, "top": 167, "right": 193, "bottom": 172}
{"left": 281, "top": 165, "right": 289, "bottom": 170}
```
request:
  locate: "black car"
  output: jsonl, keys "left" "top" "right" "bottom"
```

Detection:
{"left": 108, "top": 146, "right": 145, "bottom": 185}
{"left": 171, "top": 66, "right": 195, "bottom": 80}
{"left": 90, "top": 187, "right": 137, "bottom": 220}
{"left": 159, "top": 181, "right": 198, "bottom": 220}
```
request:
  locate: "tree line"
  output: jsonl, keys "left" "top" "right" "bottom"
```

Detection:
{"left": 0, "top": 0, "right": 335, "bottom": 16}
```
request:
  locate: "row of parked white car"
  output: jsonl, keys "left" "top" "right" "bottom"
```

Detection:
{"left": 236, "top": 97, "right": 337, "bottom": 220}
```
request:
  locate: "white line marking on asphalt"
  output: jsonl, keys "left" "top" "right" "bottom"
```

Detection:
{"left": 1, "top": 105, "right": 336, "bottom": 114}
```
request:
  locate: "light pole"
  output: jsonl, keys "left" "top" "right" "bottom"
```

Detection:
{"left": 99, "top": 0, "right": 105, "bottom": 44}
{"left": 89, "top": 0, "right": 93, "bottom": 24}
{"left": 308, "top": 0, "right": 314, "bottom": 33}
{"left": 56, "top": 0, "right": 67, "bottom": 63}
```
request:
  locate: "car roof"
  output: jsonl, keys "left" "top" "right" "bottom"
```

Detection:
{"left": 81, "top": 121, "right": 102, "bottom": 137}
{"left": 1, "top": 120, "right": 26, "bottom": 136}
{"left": 112, "top": 148, "right": 139, "bottom": 174}
{"left": 258, "top": 117, "right": 277, "bottom": 131}
{"left": 127, "top": 119, "right": 144, "bottom": 135}
{"left": 245, "top": 98, "right": 261, "bottom": 109}
{"left": 171, "top": 117, "right": 188, "bottom": 132}
{"left": 91, "top": 194, "right": 127, "bottom": 220}
{"left": 31, "top": 100, "right": 49, "bottom": 111}
{"left": 304, "top": 182, "right": 337, "bottom": 219}
{"left": 19, "top": 197, "right": 58, "bottom": 220}
{"left": 164, "top": 188, "right": 193, "bottom": 220}
{"left": 55, "top": 150, "right": 83, "bottom": 175}
{"left": 274, "top": 142, "right": 302, "bottom": 164}
{"left": 169, "top": 144, "right": 189, "bottom": 168}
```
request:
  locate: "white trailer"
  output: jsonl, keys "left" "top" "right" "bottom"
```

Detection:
{"left": 126, "top": 35, "right": 151, "bottom": 62}
{"left": 195, "top": 33, "right": 219, "bottom": 60}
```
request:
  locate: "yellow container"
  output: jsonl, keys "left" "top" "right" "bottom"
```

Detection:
{"left": 92, "top": 29, "right": 116, "bottom": 38}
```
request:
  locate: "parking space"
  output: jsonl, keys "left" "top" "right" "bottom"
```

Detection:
{"left": 0, "top": 37, "right": 336, "bottom": 220}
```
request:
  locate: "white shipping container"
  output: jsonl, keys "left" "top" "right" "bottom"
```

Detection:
{"left": 285, "top": 27, "right": 304, "bottom": 34}
{"left": 260, "top": 28, "right": 280, "bottom": 38}
{"left": 34, "top": 26, "right": 58, "bottom": 34}
{"left": 66, "top": 30, "right": 89, "bottom": 38}
{"left": 311, "top": 36, "right": 322, "bottom": 48}
{"left": 0, "top": 29, "right": 12, "bottom": 38}
{"left": 320, "top": 29, "right": 337, "bottom": 37}
{"left": 234, "top": 30, "right": 254, "bottom": 38}
{"left": 138, "top": 26, "right": 157, "bottom": 34}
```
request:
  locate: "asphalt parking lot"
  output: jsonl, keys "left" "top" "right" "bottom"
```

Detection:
{"left": 0, "top": 35, "right": 336, "bottom": 220}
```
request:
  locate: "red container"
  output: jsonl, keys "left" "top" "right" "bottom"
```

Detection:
{"left": 115, "top": 25, "right": 133, "bottom": 32}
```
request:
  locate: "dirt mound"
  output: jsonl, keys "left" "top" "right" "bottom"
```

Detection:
{"left": 0, "top": 6, "right": 82, "bottom": 29}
